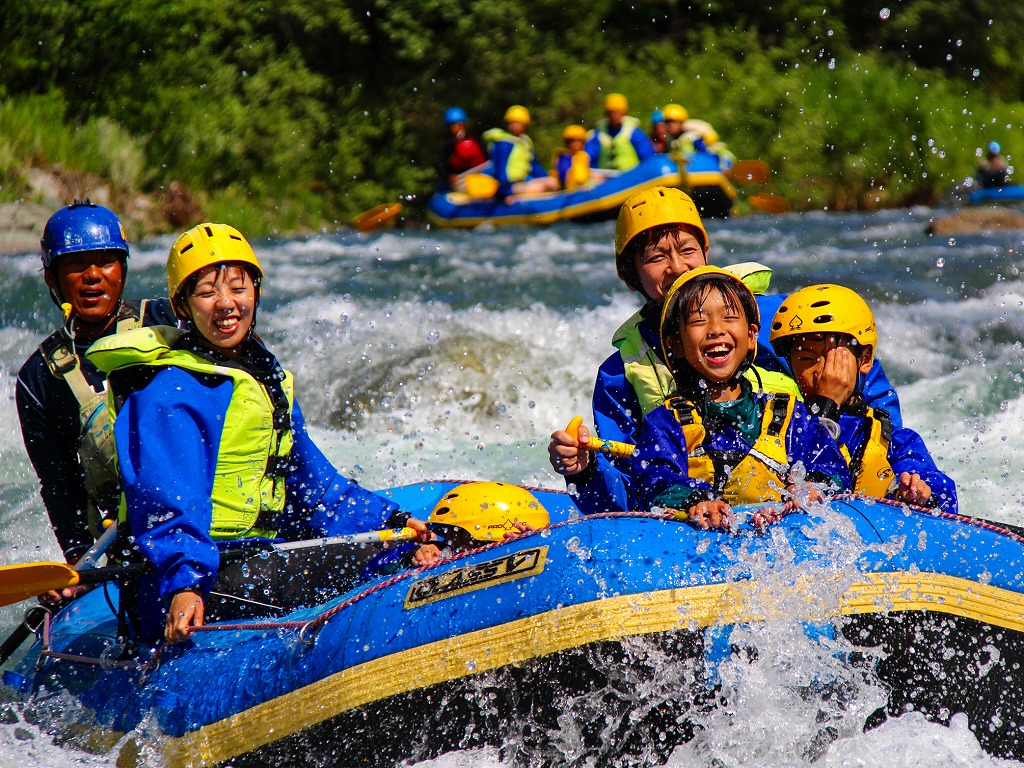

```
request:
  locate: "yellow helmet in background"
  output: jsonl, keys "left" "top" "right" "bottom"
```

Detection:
{"left": 427, "top": 482, "right": 549, "bottom": 548}
{"left": 704, "top": 129, "right": 720, "bottom": 145}
{"left": 604, "top": 93, "right": 629, "bottom": 113}
{"left": 562, "top": 124, "right": 588, "bottom": 141}
{"left": 662, "top": 103, "right": 688, "bottom": 122}
{"left": 167, "top": 222, "right": 263, "bottom": 318}
{"left": 504, "top": 105, "right": 531, "bottom": 126}
{"left": 769, "top": 284, "right": 877, "bottom": 360}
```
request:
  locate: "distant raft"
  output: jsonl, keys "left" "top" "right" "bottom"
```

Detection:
{"left": 968, "top": 183, "right": 1024, "bottom": 204}
{"left": 681, "top": 147, "right": 738, "bottom": 218}
{"left": 6, "top": 486, "right": 1024, "bottom": 766}
{"left": 426, "top": 155, "right": 683, "bottom": 228}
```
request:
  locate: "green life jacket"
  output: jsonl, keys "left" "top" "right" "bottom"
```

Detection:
{"left": 483, "top": 128, "right": 536, "bottom": 182}
{"left": 664, "top": 392, "right": 797, "bottom": 505}
{"left": 595, "top": 116, "right": 642, "bottom": 171}
{"left": 88, "top": 326, "right": 295, "bottom": 540}
{"left": 612, "top": 309, "right": 801, "bottom": 419}
{"left": 39, "top": 299, "right": 149, "bottom": 536}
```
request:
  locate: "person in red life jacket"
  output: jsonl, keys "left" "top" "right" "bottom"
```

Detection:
{"left": 87, "top": 223, "right": 431, "bottom": 645}
{"left": 16, "top": 201, "right": 179, "bottom": 593}
{"left": 583, "top": 93, "right": 656, "bottom": 175}
{"left": 483, "top": 105, "right": 559, "bottom": 198}
{"left": 438, "top": 106, "right": 488, "bottom": 190}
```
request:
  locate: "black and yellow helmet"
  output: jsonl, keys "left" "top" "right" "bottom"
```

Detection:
{"left": 769, "top": 284, "right": 876, "bottom": 361}
{"left": 427, "top": 482, "right": 549, "bottom": 549}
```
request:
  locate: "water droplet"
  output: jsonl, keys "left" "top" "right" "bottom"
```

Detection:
{"left": 879, "top": 7, "right": 891, "bottom": 19}
{"left": 935, "top": 257, "right": 945, "bottom": 268}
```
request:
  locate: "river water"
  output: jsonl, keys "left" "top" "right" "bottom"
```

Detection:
{"left": 1, "top": 206, "right": 1023, "bottom": 766}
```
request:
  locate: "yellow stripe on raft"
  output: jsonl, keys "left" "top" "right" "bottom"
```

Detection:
{"left": 163, "top": 570, "right": 1024, "bottom": 767}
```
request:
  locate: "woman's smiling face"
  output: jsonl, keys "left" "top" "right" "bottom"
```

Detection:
{"left": 186, "top": 264, "right": 256, "bottom": 355}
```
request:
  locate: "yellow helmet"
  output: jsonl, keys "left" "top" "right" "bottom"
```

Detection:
{"left": 604, "top": 93, "right": 629, "bottom": 113}
{"left": 662, "top": 103, "right": 688, "bottom": 122}
{"left": 562, "top": 124, "right": 588, "bottom": 142}
{"left": 659, "top": 266, "right": 759, "bottom": 380}
{"left": 614, "top": 186, "right": 708, "bottom": 291}
{"left": 503, "top": 105, "right": 531, "bottom": 126}
{"left": 703, "top": 129, "right": 720, "bottom": 145}
{"left": 167, "top": 223, "right": 263, "bottom": 318}
{"left": 769, "top": 284, "right": 877, "bottom": 360}
{"left": 427, "top": 482, "right": 549, "bottom": 548}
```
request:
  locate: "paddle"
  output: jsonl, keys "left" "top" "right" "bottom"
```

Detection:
{"left": 352, "top": 202, "right": 404, "bottom": 233}
{"left": 747, "top": 192, "right": 789, "bottom": 213}
{"left": 565, "top": 416, "right": 635, "bottom": 458}
{"left": 729, "top": 160, "right": 771, "bottom": 185}
{"left": 0, "top": 526, "right": 419, "bottom": 608}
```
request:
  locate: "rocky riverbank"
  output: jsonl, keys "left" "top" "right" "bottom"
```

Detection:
{"left": 0, "top": 166, "right": 205, "bottom": 256}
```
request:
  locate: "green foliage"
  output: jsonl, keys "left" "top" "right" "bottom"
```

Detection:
{"left": 1, "top": 0, "right": 1022, "bottom": 229}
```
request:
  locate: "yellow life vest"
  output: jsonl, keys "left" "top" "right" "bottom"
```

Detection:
{"left": 595, "top": 116, "right": 642, "bottom": 171}
{"left": 665, "top": 393, "right": 797, "bottom": 505}
{"left": 39, "top": 300, "right": 150, "bottom": 536}
{"left": 839, "top": 406, "right": 897, "bottom": 498}
{"left": 612, "top": 310, "right": 802, "bottom": 419}
{"left": 483, "top": 128, "right": 536, "bottom": 183}
{"left": 88, "top": 326, "right": 295, "bottom": 540}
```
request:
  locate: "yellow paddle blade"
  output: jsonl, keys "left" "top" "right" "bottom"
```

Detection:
{"left": 352, "top": 202, "right": 404, "bottom": 233}
{"left": 0, "top": 562, "right": 79, "bottom": 607}
{"left": 465, "top": 173, "right": 500, "bottom": 199}
{"left": 730, "top": 160, "right": 771, "bottom": 185}
{"left": 748, "top": 192, "right": 789, "bottom": 213}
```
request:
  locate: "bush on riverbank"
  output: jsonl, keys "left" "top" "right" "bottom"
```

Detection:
{"left": 1, "top": 1, "right": 1022, "bottom": 235}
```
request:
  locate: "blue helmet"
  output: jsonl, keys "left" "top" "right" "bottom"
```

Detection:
{"left": 650, "top": 109, "right": 664, "bottom": 125}
{"left": 444, "top": 106, "right": 468, "bottom": 125}
{"left": 989, "top": 141, "right": 1002, "bottom": 155}
{"left": 40, "top": 200, "right": 129, "bottom": 270}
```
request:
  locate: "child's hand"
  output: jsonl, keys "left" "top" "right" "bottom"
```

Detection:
{"left": 816, "top": 347, "right": 859, "bottom": 405}
{"left": 785, "top": 484, "right": 824, "bottom": 510}
{"left": 548, "top": 426, "right": 591, "bottom": 476}
{"left": 895, "top": 473, "right": 932, "bottom": 506}
{"left": 405, "top": 517, "right": 434, "bottom": 543}
{"left": 412, "top": 543, "right": 443, "bottom": 567}
{"left": 749, "top": 506, "right": 788, "bottom": 532}
{"left": 687, "top": 500, "right": 733, "bottom": 532}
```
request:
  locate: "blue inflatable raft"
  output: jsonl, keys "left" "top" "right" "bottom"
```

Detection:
{"left": 969, "top": 184, "right": 1024, "bottom": 204}
{"left": 5, "top": 483, "right": 1024, "bottom": 766}
{"left": 426, "top": 155, "right": 682, "bottom": 228}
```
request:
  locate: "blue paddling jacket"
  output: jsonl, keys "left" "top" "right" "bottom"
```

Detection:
{"left": 569, "top": 293, "right": 903, "bottom": 515}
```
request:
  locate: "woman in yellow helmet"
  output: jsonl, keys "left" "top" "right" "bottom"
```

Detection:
{"left": 87, "top": 223, "right": 429, "bottom": 645}
{"left": 482, "top": 105, "right": 559, "bottom": 197}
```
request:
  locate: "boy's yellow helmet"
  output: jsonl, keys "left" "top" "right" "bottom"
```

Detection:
{"left": 614, "top": 187, "right": 708, "bottom": 293}
{"left": 769, "top": 284, "right": 877, "bottom": 359}
{"left": 503, "top": 105, "right": 531, "bottom": 125}
{"left": 604, "top": 93, "right": 629, "bottom": 113}
{"left": 562, "top": 124, "right": 588, "bottom": 141}
{"left": 659, "top": 266, "right": 758, "bottom": 339}
{"left": 427, "top": 482, "right": 549, "bottom": 546}
{"left": 167, "top": 223, "right": 263, "bottom": 318}
{"left": 662, "top": 103, "right": 688, "bottom": 122}
{"left": 659, "top": 266, "right": 759, "bottom": 381}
